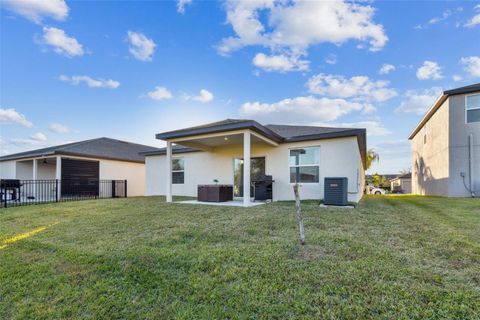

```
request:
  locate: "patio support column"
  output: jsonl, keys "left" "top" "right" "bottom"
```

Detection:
{"left": 32, "top": 159, "right": 38, "bottom": 180}
{"left": 166, "top": 141, "right": 172, "bottom": 203}
{"left": 55, "top": 156, "right": 62, "bottom": 180}
{"left": 243, "top": 131, "right": 251, "bottom": 207}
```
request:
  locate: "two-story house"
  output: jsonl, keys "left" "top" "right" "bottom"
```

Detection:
{"left": 409, "top": 83, "right": 480, "bottom": 197}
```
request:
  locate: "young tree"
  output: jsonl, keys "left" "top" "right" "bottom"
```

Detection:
{"left": 293, "top": 183, "right": 305, "bottom": 245}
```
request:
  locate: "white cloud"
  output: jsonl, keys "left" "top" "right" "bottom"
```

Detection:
{"left": 30, "top": 132, "right": 47, "bottom": 142}
{"left": 218, "top": 0, "right": 387, "bottom": 72}
{"left": 59, "top": 75, "right": 120, "bottom": 88}
{"left": 1, "top": 0, "right": 68, "bottom": 23}
{"left": 127, "top": 31, "right": 156, "bottom": 61}
{"left": 239, "top": 96, "right": 364, "bottom": 124}
{"left": 49, "top": 122, "right": 70, "bottom": 133}
{"left": 252, "top": 52, "right": 309, "bottom": 72}
{"left": 428, "top": 9, "right": 452, "bottom": 25}
{"left": 396, "top": 87, "right": 442, "bottom": 115}
{"left": 219, "top": 1, "right": 387, "bottom": 54}
{"left": 379, "top": 63, "right": 395, "bottom": 75}
{"left": 147, "top": 86, "right": 173, "bottom": 101}
{"left": 414, "top": 7, "right": 463, "bottom": 29}
{"left": 452, "top": 75, "right": 463, "bottom": 82}
{"left": 192, "top": 89, "right": 214, "bottom": 103}
{"left": 41, "top": 27, "right": 84, "bottom": 57}
{"left": 325, "top": 54, "right": 337, "bottom": 65}
{"left": 11, "top": 133, "right": 49, "bottom": 146}
{"left": 460, "top": 56, "right": 480, "bottom": 77}
{"left": 177, "top": 0, "right": 192, "bottom": 14}
{"left": 416, "top": 61, "right": 443, "bottom": 80}
{"left": 464, "top": 5, "right": 480, "bottom": 28}
{"left": 362, "top": 104, "right": 377, "bottom": 114}
{"left": 306, "top": 74, "right": 397, "bottom": 102}
{"left": 0, "top": 108, "right": 34, "bottom": 127}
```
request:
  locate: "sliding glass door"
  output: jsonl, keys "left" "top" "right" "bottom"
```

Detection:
{"left": 233, "top": 157, "right": 265, "bottom": 198}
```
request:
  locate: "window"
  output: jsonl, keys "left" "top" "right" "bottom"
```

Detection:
{"left": 289, "top": 147, "right": 320, "bottom": 183}
{"left": 172, "top": 158, "right": 184, "bottom": 184}
{"left": 466, "top": 94, "right": 480, "bottom": 123}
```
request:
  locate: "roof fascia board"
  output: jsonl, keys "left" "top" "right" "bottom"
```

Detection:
{"left": 250, "top": 131, "right": 279, "bottom": 146}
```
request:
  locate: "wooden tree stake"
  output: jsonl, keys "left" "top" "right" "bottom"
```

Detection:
{"left": 293, "top": 183, "right": 305, "bottom": 245}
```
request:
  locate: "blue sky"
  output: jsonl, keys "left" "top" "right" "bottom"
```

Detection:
{"left": 1, "top": 0, "right": 479, "bottom": 174}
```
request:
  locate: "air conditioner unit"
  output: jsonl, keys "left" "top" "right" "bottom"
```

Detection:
{"left": 324, "top": 177, "right": 348, "bottom": 206}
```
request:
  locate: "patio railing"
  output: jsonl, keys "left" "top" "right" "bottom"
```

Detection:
{"left": 0, "top": 179, "right": 127, "bottom": 208}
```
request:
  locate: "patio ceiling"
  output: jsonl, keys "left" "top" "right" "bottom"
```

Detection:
{"left": 171, "top": 131, "right": 277, "bottom": 152}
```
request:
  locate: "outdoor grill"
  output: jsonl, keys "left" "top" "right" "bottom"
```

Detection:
{"left": 0, "top": 179, "right": 22, "bottom": 202}
{"left": 252, "top": 175, "right": 274, "bottom": 201}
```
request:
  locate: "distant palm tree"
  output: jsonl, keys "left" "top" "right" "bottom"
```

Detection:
{"left": 366, "top": 149, "right": 379, "bottom": 170}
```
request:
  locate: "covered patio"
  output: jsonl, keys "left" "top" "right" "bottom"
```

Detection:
{"left": 15, "top": 156, "right": 61, "bottom": 180}
{"left": 159, "top": 125, "right": 282, "bottom": 207}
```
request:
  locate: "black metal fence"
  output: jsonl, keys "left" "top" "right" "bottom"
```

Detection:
{"left": 0, "top": 179, "right": 127, "bottom": 208}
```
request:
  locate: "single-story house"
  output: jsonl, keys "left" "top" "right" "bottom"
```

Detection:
{"left": 0, "top": 137, "right": 161, "bottom": 197}
{"left": 409, "top": 83, "right": 479, "bottom": 197}
{"left": 390, "top": 173, "right": 412, "bottom": 194}
{"left": 142, "top": 119, "right": 366, "bottom": 206}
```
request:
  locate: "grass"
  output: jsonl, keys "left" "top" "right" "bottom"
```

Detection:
{"left": 1, "top": 195, "right": 479, "bottom": 319}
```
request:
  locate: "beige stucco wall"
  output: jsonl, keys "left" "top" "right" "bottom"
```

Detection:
{"left": 411, "top": 98, "right": 450, "bottom": 196}
{"left": 447, "top": 94, "right": 480, "bottom": 196}
{"left": 98, "top": 159, "right": 145, "bottom": 197}
{"left": 146, "top": 136, "right": 365, "bottom": 202}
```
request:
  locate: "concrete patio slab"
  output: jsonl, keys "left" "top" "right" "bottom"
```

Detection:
{"left": 176, "top": 199, "right": 265, "bottom": 207}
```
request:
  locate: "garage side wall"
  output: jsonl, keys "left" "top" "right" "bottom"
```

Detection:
{"left": 99, "top": 159, "right": 145, "bottom": 197}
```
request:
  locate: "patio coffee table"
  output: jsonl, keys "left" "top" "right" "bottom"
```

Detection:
{"left": 197, "top": 185, "right": 233, "bottom": 202}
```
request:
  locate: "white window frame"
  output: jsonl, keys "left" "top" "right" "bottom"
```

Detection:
{"left": 172, "top": 157, "right": 184, "bottom": 185}
{"left": 465, "top": 93, "right": 480, "bottom": 124}
{"left": 288, "top": 146, "right": 320, "bottom": 184}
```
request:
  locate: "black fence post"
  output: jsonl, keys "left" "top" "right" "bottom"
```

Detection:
{"left": 124, "top": 180, "right": 127, "bottom": 198}
{"left": 55, "top": 179, "right": 59, "bottom": 202}
{"left": 111, "top": 180, "right": 116, "bottom": 198}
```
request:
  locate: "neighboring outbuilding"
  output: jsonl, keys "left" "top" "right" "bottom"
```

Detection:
{"left": 0, "top": 137, "right": 161, "bottom": 197}
{"left": 143, "top": 119, "right": 366, "bottom": 205}
{"left": 409, "top": 83, "right": 480, "bottom": 197}
{"left": 390, "top": 173, "right": 412, "bottom": 194}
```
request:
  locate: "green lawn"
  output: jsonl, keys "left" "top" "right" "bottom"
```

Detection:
{"left": 1, "top": 196, "right": 479, "bottom": 319}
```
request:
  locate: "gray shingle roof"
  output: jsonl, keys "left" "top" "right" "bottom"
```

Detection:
{"left": 443, "top": 83, "right": 480, "bottom": 96}
{"left": 0, "top": 137, "right": 161, "bottom": 163}
{"left": 153, "top": 119, "right": 367, "bottom": 167}
{"left": 156, "top": 119, "right": 284, "bottom": 142}
{"left": 265, "top": 124, "right": 358, "bottom": 139}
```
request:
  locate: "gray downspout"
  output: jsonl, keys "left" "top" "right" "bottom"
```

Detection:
{"left": 469, "top": 134, "right": 475, "bottom": 197}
